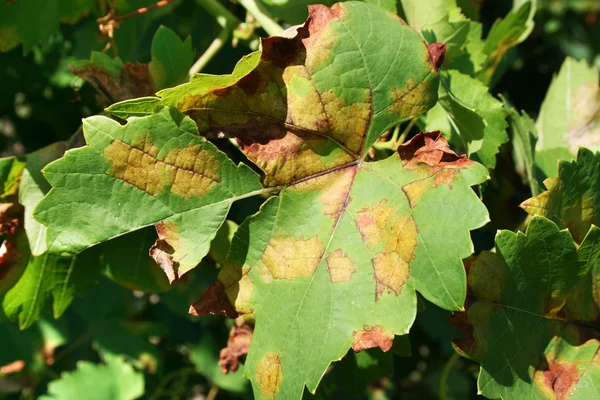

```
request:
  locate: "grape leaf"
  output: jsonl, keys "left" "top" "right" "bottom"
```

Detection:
{"left": 108, "top": 1, "right": 442, "bottom": 186}
{"left": 424, "top": 70, "right": 508, "bottom": 169}
{"left": 535, "top": 57, "right": 600, "bottom": 178}
{"left": 34, "top": 107, "right": 263, "bottom": 283}
{"left": 148, "top": 25, "right": 194, "bottom": 91}
{"left": 39, "top": 357, "right": 144, "bottom": 400}
{"left": 400, "top": 0, "right": 470, "bottom": 64}
{"left": 521, "top": 148, "right": 599, "bottom": 243}
{"left": 192, "top": 131, "right": 489, "bottom": 398}
{"left": 453, "top": 217, "right": 600, "bottom": 400}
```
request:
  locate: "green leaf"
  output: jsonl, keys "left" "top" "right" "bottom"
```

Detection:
{"left": 149, "top": 26, "right": 194, "bottom": 91}
{"left": 19, "top": 142, "right": 67, "bottom": 256}
{"left": 110, "top": 1, "right": 441, "bottom": 186}
{"left": 0, "top": 0, "right": 92, "bottom": 53}
{"left": 536, "top": 57, "right": 600, "bottom": 177}
{"left": 521, "top": 148, "right": 600, "bottom": 243}
{"left": 2, "top": 249, "right": 101, "bottom": 329}
{"left": 425, "top": 70, "right": 508, "bottom": 169}
{"left": 98, "top": 228, "right": 170, "bottom": 293}
{"left": 190, "top": 329, "right": 250, "bottom": 394}
{"left": 454, "top": 217, "right": 600, "bottom": 400}
{"left": 477, "top": 1, "right": 535, "bottom": 84}
{"left": 34, "top": 107, "right": 263, "bottom": 282}
{"left": 40, "top": 357, "right": 144, "bottom": 400}
{"left": 400, "top": 0, "right": 470, "bottom": 63}
{"left": 502, "top": 96, "right": 540, "bottom": 195}
{"left": 193, "top": 131, "right": 488, "bottom": 398}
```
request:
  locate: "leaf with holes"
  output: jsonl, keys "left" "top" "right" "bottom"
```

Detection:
{"left": 453, "top": 217, "right": 600, "bottom": 400}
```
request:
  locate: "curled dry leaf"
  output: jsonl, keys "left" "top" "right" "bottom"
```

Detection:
{"left": 219, "top": 317, "right": 254, "bottom": 374}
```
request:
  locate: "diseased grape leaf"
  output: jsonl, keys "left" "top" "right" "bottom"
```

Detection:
{"left": 34, "top": 3, "right": 489, "bottom": 396}
{"left": 521, "top": 148, "right": 599, "bottom": 244}
{"left": 453, "top": 217, "right": 600, "bottom": 400}
{"left": 192, "top": 131, "right": 488, "bottom": 398}
{"left": 34, "top": 107, "right": 263, "bottom": 283}
{"left": 424, "top": 70, "right": 508, "bottom": 170}
{"left": 535, "top": 57, "right": 600, "bottom": 178}
{"left": 39, "top": 357, "right": 144, "bottom": 400}
{"left": 108, "top": 1, "right": 442, "bottom": 186}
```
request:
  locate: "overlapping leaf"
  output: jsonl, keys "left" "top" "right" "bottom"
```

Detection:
{"left": 521, "top": 148, "right": 599, "bottom": 243}
{"left": 191, "top": 131, "right": 489, "bottom": 398}
{"left": 424, "top": 70, "right": 508, "bottom": 169}
{"left": 108, "top": 1, "right": 441, "bottom": 186}
{"left": 34, "top": 107, "right": 263, "bottom": 282}
{"left": 453, "top": 217, "right": 600, "bottom": 400}
{"left": 535, "top": 57, "right": 600, "bottom": 178}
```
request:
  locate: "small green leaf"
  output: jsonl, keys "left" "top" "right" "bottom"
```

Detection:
{"left": 521, "top": 148, "right": 600, "bottom": 243}
{"left": 425, "top": 70, "right": 508, "bottom": 169}
{"left": 454, "top": 217, "right": 600, "bottom": 400}
{"left": 477, "top": 1, "right": 535, "bottom": 84}
{"left": 536, "top": 57, "right": 600, "bottom": 177}
{"left": 149, "top": 26, "right": 194, "bottom": 91}
{"left": 40, "top": 357, "right": 145, "bottom": 400}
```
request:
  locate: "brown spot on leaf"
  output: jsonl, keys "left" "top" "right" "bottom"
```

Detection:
{"left": 219, "top": 317, "right": 253, "bottom": 374}
{"left": 261, "top": 236, "right": 323, "bottom": 280}
{"left": 104, "top": 133, "right": 219, "bottom": 198}
{"left": 352, "top": 325, "right": 394, "bottom": 352}
{"left": 402, "top": 179, "right": 429, "bottom": 208}
{"left": 398, "top": 131, "right": 473, "bottom": 176}
{"left": 312, "top": 166, "right": 356, "bottom": 218}
{"left": 256, "top": 352, "right": 284, "bottom": 400}
{"left": 189, "top": 280, "right": 239, "bottom": 319}
{"left": 69, "top": 62, "right": 154, "bottom": 106}
{"left": 538, "top": 359, "right": 580, "bottom": 400}
{"left": 326, "top": 249, "right": 355, "bottom": 283}
{"left": 427, "top": 42, "right": 446, "bottom": 71}
{"left": 356, "top": 200, "right": 417, "bottom": 299}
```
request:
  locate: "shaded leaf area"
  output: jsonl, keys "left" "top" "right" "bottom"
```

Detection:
{"left": 109, "top": 1, "right": 441, "bottom": 186}
{"left": 70, "top": 26, "right": 194, "bottom": 106}
{"left": 453, "top": 217, "right": 600, "bottom": 400}
{"left": 423, "top": 69, "right": 508, "bottom": 170}
{"left": 521, "top": 148, "right": 599, "bottom": 244}
{"left": 0, "top": 0, "right": 93, "bottom": 53}
{"left": 34, "top": 107, "right": 263, "bottom": 282}
{"left": 503, "top": 97, "right": 539, "bottom": 196}
{"left": 39, "top": 356, "right": 144, "bottom": 400}
{"left": 535, "top": 58, "right": 600, "bottom": 178}
{"left": 193, "top": 132, "right": 488, "bottom": 399}
{"left": 400, "top": 0, "right": 535, "bottom": 85}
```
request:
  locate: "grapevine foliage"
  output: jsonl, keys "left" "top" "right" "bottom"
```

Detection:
{"left": 1, "top": 0, "right": 599, "bottom": 399}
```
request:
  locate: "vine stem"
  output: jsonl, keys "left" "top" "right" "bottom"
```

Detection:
{"left": 206, "top": 384, "right": 219, "bottom": 400}
{"left": 189, "top": 28, "right": 230, "bottom": 76}
{"left": 237, "top": 0, "right": 283, "bottom": 36}
{"left": 438, "top": 352, "right": 460, "bottom": 400}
